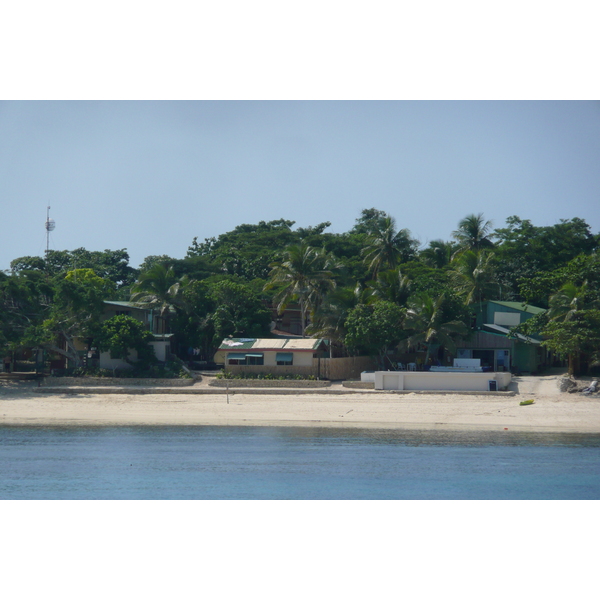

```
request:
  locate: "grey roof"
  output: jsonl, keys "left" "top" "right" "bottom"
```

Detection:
{"left": 483, "top": 323, "right": 541, "bottom": 344}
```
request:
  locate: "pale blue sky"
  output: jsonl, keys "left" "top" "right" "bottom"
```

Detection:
{"left": 2, "top": 100, "right": 599, "bottom": 272}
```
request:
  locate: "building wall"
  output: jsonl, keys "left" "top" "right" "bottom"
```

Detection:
{"left": 455, "top": 331, "right": 515, "bottom": 350}
{"left": 224, "top": 356, "right": 377, "bottom": 380}
{"left": 216, "top": 350, "right": 316, "bottom": 368}
{"left": 99, "top": 350, "right": 138, "bottom": 370}
{"left": 149, "top": 341, "right": 170, "bottom": 362}
{"left": 375, "top": 371, "right": 512, "bottom": 391}
{"left": 224, "top": 364, "right": 317, "bottom": 378}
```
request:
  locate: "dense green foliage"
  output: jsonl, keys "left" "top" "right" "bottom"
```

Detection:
{"left": 97, "top": 315, "right": 155, "bottom": 366}
{"left": 2, "top": 208, "right": 599, "bottom": 375}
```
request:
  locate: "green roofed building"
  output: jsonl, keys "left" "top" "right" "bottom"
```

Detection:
{"left": 454, "top": 300, "right": 548, "bottom": 374}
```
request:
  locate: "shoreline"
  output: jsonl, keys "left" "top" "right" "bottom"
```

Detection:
{"left": 2, "top": 379, "right": 600, "bottom": 433}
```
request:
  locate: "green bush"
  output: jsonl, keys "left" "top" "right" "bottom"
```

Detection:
{"left": 215, "top": 371, "right": 321, "bottom": 381}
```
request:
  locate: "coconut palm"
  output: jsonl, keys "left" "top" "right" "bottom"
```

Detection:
{"left": 545, "top": 281, "right": 600, "bottom": 374}
{"left": 450, "top": 249, "right": 500, "bottom": 309}
{"left": 306, "top": 285, "right": 362, "bottom": 356}
{"left": 452, "top": 213, "right": 495, "bottom": 253}
{"left": 130, "top": 264, "right": 187, "bottom": 333}
{"left": 265, "top": 241, "right": 339, "bottom": 337}
{"left": 547, "top": 282, "right": 597, "bottom": 321}
{"left": 361, "top": 216, "right": 418, "bottom": 276}
{"left": 399, "top": 293, "right": 469, "bottom": 364}
{"left": 364, "top": 267, "right": 411, "bottom": 306}
{"left": 419, "top": 239, "right": 457, "bottom": 269}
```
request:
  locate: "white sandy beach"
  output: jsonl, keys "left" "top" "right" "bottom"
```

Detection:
{"left": 1, "top": 375, "right": 599, "bottom": 432}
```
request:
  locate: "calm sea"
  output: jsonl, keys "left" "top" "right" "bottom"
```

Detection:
{"left": 1, "top": 425, "right": 599, "bottom": 499}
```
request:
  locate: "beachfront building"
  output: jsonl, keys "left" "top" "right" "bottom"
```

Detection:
{"left": 214, "top": 337, "right": 330, "bottom": 377}
{"left": 95, "top": 301, "right": 174, "bottom": 369}
{"left": 454, "top": 301, "right": 547, "bottom": 374}
{"left": 214, "top": 337, "right": 350, "bottom": 378}
{"left": 50, "top": 301, "right": 174, "bottom": 372}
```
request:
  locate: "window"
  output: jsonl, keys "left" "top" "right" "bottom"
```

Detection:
{"left": 246, "top": 353, "right": 264, "bottom": 366}
{"left": 116, "top": 310, "right": 131, "bottom": 316}
{"left": 227, "top": 353, "right": 247, "bottom": 365}
{"left": 276, "top": 352, "right": 293, "bottom": 366}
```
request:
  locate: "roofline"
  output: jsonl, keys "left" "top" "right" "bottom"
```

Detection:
{"left": 220, "top": 348, "right": 320, "bottom": 352}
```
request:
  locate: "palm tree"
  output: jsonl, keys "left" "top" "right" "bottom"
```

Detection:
{"left": 452, "top": 213, "right": 495, "bottom": 254}
{"left": 361, "top": 216, "right": 417, "bottom": 276}
{"left": 130, "top": 264, "right": 187, "bottom": 333}
{"left": 265, "top": 241, "right": 338, "bottom": 337}
{"left": 306, "top": 285, "right": 362, "bottom": 356}
{"left": 419, "top": 239, "right": 457, "bottom": 269}
{"left": 450, "top": 249, "right": 500, "bottom": 310}
{"left": 364, "top": 267, "right": 411, "bottom": 306}
{"left": 399, "top": 293, "right": 469, "bottom": 364}
{"left": 546, "top": 281, "right": 599, "bottom": 374}
{"left": 547, "top": 282, "right": 595, "bottom": 321}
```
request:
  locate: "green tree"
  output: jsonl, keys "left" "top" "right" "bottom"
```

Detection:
{"left": 419, "top": 239, "right": 457, "bottom": 269}
{"left": 187, "top": 219, "right": 298, "bottom": 280}
{"left": 540, "top": 311, "right": 600, "bottom": 376}
{"left": 306, "top": 285, "right": 362, "bottom": 356}
{"left": 361, "top": 216, "right": 418, "bottom": 276}
{"left": 27, "top": 269, "right": 115, "bottom": 367}
{"left": 0, "top": 271, "right": 53, "bottom": 355}
{"left": 130, "top": 264, "right": 187, "bottom": 332}
{"left": 364, "top": 268, "right": 411, "bottom": 306}
{"left": 173, "top": 279, "right": 216, "bottom": 360}
{"left": 11, "top": 248, "right": 137, "bottom": 288}
{"left": 452, "top": 213, "right": 495, "bottom": 253}
{"left": 265, "top": 241, "right": 338, "bottom": 337}
{"left": 208, "top": 280, "right": 272, "bottom": 341}
{"left": 399, "top": 293, "right": 469, "bottom": 364}
{"left": 97, "top": 315, "right": 155, "bottom": 367}
{"left": 351, "top": 208, "right": 391, "bottom": 236}
{"left": 494, "top": 216, "right": 599, "bottom": 298}
{"left": 545, "top": 281, "right": 599, "bottom": 374}
{"left": 344, "top": 301, "right": 405, "bottom": 368}
{"left": 450, "top": 250, "right": 500, "bottom": 309}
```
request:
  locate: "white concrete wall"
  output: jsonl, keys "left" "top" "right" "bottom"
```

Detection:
{"left": 149, "top": 341, "right": 169, "bottom": 362}
{"left": 374, "top": 371, "right": 511, "bottom": 391}
{"left": 99, "top": 350, "right": 137, "bottom": 371}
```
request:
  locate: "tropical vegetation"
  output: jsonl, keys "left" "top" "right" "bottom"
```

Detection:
{"left": 2, "top": 208, "right": 599, "bottom": 376}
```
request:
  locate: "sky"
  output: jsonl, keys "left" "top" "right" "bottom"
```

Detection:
{"left": 1, "top": 100, "right": 599, "bottom": 272}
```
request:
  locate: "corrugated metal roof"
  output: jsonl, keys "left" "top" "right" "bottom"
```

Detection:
{"left": 219, "top": 338, "right": 325, "bottom": 351}
{"left": 284, "top": 339, "right": 322, "bottom": 350}
{"left": 104, "top": 301, "right": 142, "bottom": 308}
{"left": 253, "top": 339, "right": 288, "bottom": 349}
{"left": 483, "top": 323, "right": 541, "bottom": 344}
{"left": 220, "top": 339, "right": 257, "bottom": 350}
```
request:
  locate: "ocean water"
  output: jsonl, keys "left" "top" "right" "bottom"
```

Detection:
{"left": 1, "top": 425, "right": 599, "bottom": 500}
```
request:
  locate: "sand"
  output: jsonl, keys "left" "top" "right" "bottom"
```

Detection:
{"left": 1, "top": 374, "right": 599, "bottom": 432}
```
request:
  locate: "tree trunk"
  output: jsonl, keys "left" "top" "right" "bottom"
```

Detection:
{"left": 300, "top": 299, "right": 306, "bottom": 338}
{"left": 46, "top": 343, "right": 83, "bottom": 368}
{"left": 569, "top": 352, "right": 582, "bottom": 377}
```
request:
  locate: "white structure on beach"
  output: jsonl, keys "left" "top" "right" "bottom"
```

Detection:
{"left": 366, "top": 359, "right": 512, "bottom": 391}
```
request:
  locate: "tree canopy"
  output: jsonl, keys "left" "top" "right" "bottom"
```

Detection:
{"left": 2, "top": 208, "right": 599, "bottom": 374}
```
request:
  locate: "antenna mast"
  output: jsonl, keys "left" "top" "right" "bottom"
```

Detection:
{"left": 45, "top": 205, "right": 55, "bottom": 258}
